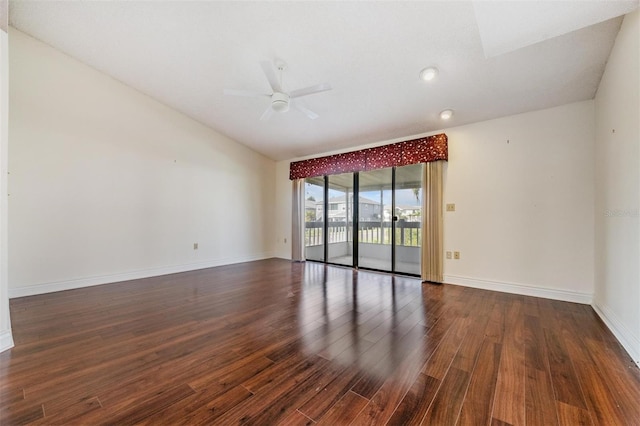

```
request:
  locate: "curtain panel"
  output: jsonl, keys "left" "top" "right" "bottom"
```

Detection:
{"left": 421, "top": 161, "right": 445, "bottom": 283}
{"left": 291, "top": 179, "right": 306, "bottom": 262}
{"left": 289, "top": 133, "right": 447, "bottom": 180}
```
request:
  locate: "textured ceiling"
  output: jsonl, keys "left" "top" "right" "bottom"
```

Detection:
{"left": 473, "top": 0, "right": 637, "bottom": 57}
{"left": 8, "top": 1, "right": 638, "bottom": 161}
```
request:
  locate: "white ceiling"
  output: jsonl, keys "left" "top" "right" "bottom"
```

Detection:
{"left": 8, "top": 1, "right": 639, "bottom": 161}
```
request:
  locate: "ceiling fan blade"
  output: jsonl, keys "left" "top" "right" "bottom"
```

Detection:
{"left": 259, "top": 106, "right": 274, "bottom": 121}
{"left": 260, "top": 61, "right": 282, "bottom": 93}
{"left": 289, "top": 83, "right": 332, "bottom": 99}
{"left": 293, "top": 102, "right": 319, "bottom": 120}
{"left": 223, "top": 88, "right": 270, "bottom": 98}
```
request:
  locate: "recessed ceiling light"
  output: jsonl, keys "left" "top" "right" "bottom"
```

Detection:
{"left": 419, "top": 67, "right": 439, "bottom": 81}
{"left": 440, "top": 109, "right": 454, "bottom": 120}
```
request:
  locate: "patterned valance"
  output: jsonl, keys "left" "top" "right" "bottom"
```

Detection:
{"left": 289, "top": 133, "right": 447, "bottom": 180}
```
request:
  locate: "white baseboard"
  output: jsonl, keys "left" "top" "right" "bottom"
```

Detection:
{"left": 443, "top": 274, "right": 593, "bottom": 305}
{"left": 592, "top": 302, "right": 640, "bottom": 368}
{"left": 8, "top": 252, "right": 275, "bottom": 298}
{"left": 0, "top": 329, "right": 14, "bottom": 353}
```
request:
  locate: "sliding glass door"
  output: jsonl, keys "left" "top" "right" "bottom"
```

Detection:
{"left": 304, "top": 177, "right": 325, "bottom": 261}
{"left": 304, "top": 165, "right": 422, "bottom": 276}
{"left": 394, "top": 164, "right": 422, "bottom": 275}
{"left": 327, "top": 173, "right": 354, "bottom": 266}
{"left": 358, "top": 168, "right": 392, "bottom": 271}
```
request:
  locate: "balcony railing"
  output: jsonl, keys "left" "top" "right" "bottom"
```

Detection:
{"left": 305, "top": 220, "right": 421, "bottom": 247}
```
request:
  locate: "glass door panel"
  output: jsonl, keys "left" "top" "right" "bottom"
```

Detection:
{"left": 394, "top": 164, "right": 423, "bottom": 275}
{"left": 304, "top": 165, "right": 423, "bottom": 277}
{"left": 358, "top": 168, "right": 392, "bottom": 271}
{"left": 304, "top": 177, "right": 325, "bottom": 261}
{"left": 327, "top": 173, "right": 354, "bottom": 266}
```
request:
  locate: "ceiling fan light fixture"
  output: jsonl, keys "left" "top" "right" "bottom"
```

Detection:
{"left": 440, "top": 109, "right": 454, "bottom": 120}
{"left": 224, "top": 60, "right": 330, "bottom": 120}
{"left": 419, "top": 66, "right": 439, "bottom": 81}
{"left": 271, "top": 92, "right": 290, "bottom": 113}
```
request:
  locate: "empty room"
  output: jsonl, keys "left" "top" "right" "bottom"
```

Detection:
{"left": 1, "top": 1, "right": 639, "bottom": 425}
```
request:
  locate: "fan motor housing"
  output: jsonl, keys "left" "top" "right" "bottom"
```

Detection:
{"left": 271, "top": 92, "right": 290, "bottom": 112}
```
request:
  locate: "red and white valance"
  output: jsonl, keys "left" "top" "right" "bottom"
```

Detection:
{"left": 289, "top": 133, "right": 447, "bottom": 180}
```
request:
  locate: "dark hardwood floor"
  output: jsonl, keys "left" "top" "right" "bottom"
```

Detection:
{"left": 1, "top": 258, "right": 639, "bottom": 425}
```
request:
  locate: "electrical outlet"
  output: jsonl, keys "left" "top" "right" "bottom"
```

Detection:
{"left": 446, "top": 251, "right": 452, "bottom": 259}
{"left": 454, "top": 251, "right": 460, "bottom": 260}
{"left": 193, "top": 243, "right": 198, "bottom": 250}
{"left": 446, "top": 203, "right": 456, "bottom": 212}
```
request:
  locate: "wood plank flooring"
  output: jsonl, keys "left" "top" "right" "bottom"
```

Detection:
{"left": 1, "top": 258, "right": 639, "bottom": 425}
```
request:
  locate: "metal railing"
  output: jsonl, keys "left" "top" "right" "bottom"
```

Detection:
{"left": 305, "top": 220, "right": 421, "bottom": 247}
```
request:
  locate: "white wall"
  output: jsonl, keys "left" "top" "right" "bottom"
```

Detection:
{"left": 444, "top": 101, "right": 594, "bottom": 303}
{"left": 275, "top": 100, "right": 595, "bottom": 303}
{"left": 0, "top": 27, "right": 14, "bottom": 352}
{"left": 594, "top": 10, "right": 639, "bottom": 366}
{"left": 8, "top": 29, "right": 276, "bottom": 297}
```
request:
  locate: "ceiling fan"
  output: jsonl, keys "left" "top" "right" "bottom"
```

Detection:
{"left": 223, "top": 60, "right": 332, "bottom": 121}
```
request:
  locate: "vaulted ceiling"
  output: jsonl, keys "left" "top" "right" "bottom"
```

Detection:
{"left": 9, "top": 1, "right": 639, "bottom": 160}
